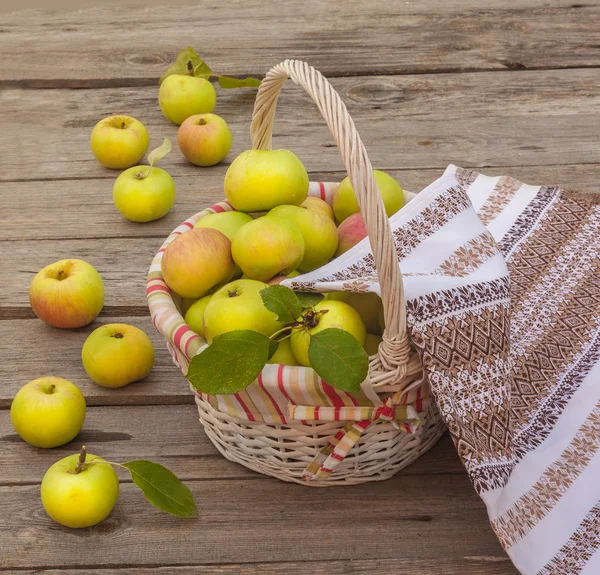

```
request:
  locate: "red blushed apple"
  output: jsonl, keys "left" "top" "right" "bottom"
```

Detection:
{"left": 29, "top": 259, "right": 104, "bottom": 328}
{"left": 335, "top": 213, "right": 368, "bottom": 257}
{"left": 177, "top": 113, "right": 232, "bottom": 167}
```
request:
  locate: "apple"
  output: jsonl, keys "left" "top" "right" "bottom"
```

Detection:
{"left": 82, "top": 324, "right": 155, "bottom": 389}
{"left": 301, "top": 197, "right": 334, "bottom": 221}
{"left": 378, "top": 306, "right": 385, "bottom": 334}
{"left": 325, "top": 292, "right": 350, "bottom": 302}
{"left": 268, "top": 269, "right": 300, "bottom": 285}
{"left": 90, "top": 115, "right": 149, "bottom": 169}
{"left": 29, "top": 259, "right": 104, "bottom": 329}
{"left": 194, "top": 211, "right": 253, "bottom": 241}
{"left": 161, "top": 228, "right": 236, "bottom": 298}
{"left": 333, "top": 170, "right": 404, "bottom": 223}
{"left": 159, "top": 74, "right": 217, "bottom": 125}
{"left": 268, "top": 205, "right": 338, "bottom": 272}
{"left": 10, "top": 377, "right": 86, "bottom": 448}
{"left": 346, "top": 292, "right": 383, "bottom": 335}
{"left": 267, "top": 338, "right": 299, "bottom": 366}
{"left": 231, "top": 216, "right": 305, "bottom": 282}
{"left": 203, "top": 279, "right": 283, "bottom": 343}
{"left": 178, "top": 113, "right": 232, "bottom": 166}
{"left": 224, "top": 149, "right": 309, "bottom": 212}
{"left": 184, "top": 294, "right": 212, "bottom": 338}
{"left": 113, "top": 166, "right": 176, "bottom": 222}
{"left": 290, "top": 300, "right": 367, "bottom": 367}
{"left": 336, "top": 213, "right": 368, "bottom": 256}
{"left": 41, "top": 450, "right": 119, "bottom": 528}
{"left": 365, "top": 333, "right": 382, "bottom": 356}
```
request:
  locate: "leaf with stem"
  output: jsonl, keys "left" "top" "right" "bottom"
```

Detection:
{"left": 260, "top": 285, "right": 303, "bottom": 324}
{"left": 143, "top": 138, "right": 171, "bottom": 178}
{"left": 296, "top": 292, "right": 325, "bottom": 309}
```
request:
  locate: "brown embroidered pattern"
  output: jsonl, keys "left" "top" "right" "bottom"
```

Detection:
{"left": 435, "top": 231, "right": 498, "bottom": 277}
{"left": 454, "top": 167, "right": 479, "bottom": 188}
{"left": 477, "top": 175, "right": 522, "bottom": 226}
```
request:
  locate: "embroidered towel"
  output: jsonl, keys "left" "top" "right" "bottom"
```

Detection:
{"left": 286, "top": 165, "right": 600, "bottom": 575}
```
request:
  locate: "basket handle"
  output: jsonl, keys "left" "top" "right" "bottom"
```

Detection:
{"left": 251, "top": 60, "right": 412, "bottom": 384}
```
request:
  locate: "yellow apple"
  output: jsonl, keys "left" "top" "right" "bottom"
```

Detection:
{"left": 29, "top": 259, "right": 104, "bottom": 329}
{"left": 333, "top": 170, "right": 405, "bottom": 224}
{"left": 224, "top": 149, "right": 309, "bottom": 212}
{"left": 290, "top": 300, "right": 367, "bottom": 367}
{"left": 184, "top": 294, "right": 212, "bottom": 338}
{"left": 113, "top": 166, "right": 176, "bottom": 223}
{"left": 81, "top": 323, "right": 155, "bottom": 388}
{"left": 161, "top": 228, "right": 236, "bottom": 298}
{"left": 268, "top": 205, "right": 339, "bottom": 272}
{"left": 325, "top": 292, "right": 350, "bottom": 302}
{"left": 365, "top": 333, "right": 383, "bottom": 356}
{"left": 194, "top": 211, "right": 253, "bottom": 241}
{"left": 10, "top": 377, "right": 86, "bottom": 448}
{"left": 267, "top": 338, "right": 299, "bottom": 366}
{"left": 90, "top": 115, "right": 149, "bottom": 169}
{"left": 301, "top": 197, "right": 334, "bottom": 221}
{"left": 231, "top": 216, "right": 305, "bottom": 282}
{"left": 178, "top": 113, "right": 232, "bottom": 166}
{"left": 158, "top": 74, "right": 217, "bottom": 125}
{"left": 203, "top": 279, "right": 283, "bottom": 343}
{"left": 346, "top": 292, "right": 383, "bottom": 335}
{"left": 336, "top": 213, "right": 368, "bottom": 256}
{"left": 41, "top": 452, "right": 119, "bottom": 528}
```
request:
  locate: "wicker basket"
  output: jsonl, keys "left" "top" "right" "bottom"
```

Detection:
{"left": 147, "top": 60, "right": 446, "bottom": 485}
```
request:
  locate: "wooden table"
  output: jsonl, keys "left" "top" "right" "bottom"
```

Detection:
{"left": 1, "top": 1, "right": 598, "bottom": 572}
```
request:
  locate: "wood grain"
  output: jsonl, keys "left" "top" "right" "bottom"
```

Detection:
{"left": 2, "top": 69, "right": 600, "bottom": 182}
{"left": 1, "top": 1, "right": 599, "bottom": 86}
{"left": 0, "top": 473, "right": 508, "bottom": 569}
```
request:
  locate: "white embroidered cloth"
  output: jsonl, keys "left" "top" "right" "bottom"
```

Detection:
{"left": 286, "top": 165, "right": 600, "bottom": 575}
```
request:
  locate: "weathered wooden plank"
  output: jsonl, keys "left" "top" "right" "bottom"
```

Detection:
{"left": 2, "top": 69, "right": 600, "bottom": 182}
{"left": 0, "top": 473, "right": 506, "bottom": 569}
{"left": 7, "top": 556, "right": 517, "bottom": 575}
{"left": 3, "top": 163, "right": 600, "bottom": 241}
{"left": 0, "top": 1, "right": 598, "bottom": 85}
{"left": 0, "top": 405, "right": 462, "bottom": 484}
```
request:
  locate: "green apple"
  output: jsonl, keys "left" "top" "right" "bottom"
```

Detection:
{"left": 301, "top": 197, "right": 334, "bottom": 221}
{"left": 325, "top": 292, "right": 350, "bottom": 302}
{"left": 184, "top": 294, "right": 212, "bottom": 338}
{"left": 158, "top": 74, "right": 217, "bottom": 125}
{"left": 178, "top": 113, "right": 232, "bottom": 166}
{"left": 224, "top": 149, "right": 309, "bottom": 212}
{"left": 232, "top": 216, "right": 305, "bottom": 282}
{"left": 336, "top": 213, "right": 368, "bottom": 256}
{"left": 41, "top": 451, "right": 119, "bottom": 528}
{"left": 90, "top": 115, "right": 149, "bottom": 170}
{"left": 346, "top": 292, "right": 383, "bottom": 335}
{"left": 194, "top": 211, "right": 253, "bottom": 241}
{"left": 267, "top": 338, "right": 299, "bottom": 366}
{"left": 203, "top": 279, "right": 283, "bottom": 343}
{"left": 10, "top": 377, "right": 86, "bottom": 448}
{"left": 365, "top": 333, "right": 382, "bottom": 356}
{"left": 113, "top": 166, "right": 176, "bottom": 223}
{"left": 290, "top": 300, "right": 367, "bottom": 367}
{"left": 29, "top": 259, "right": 104, "bottom": 329}
{"left": 268, "top": 205, "right": 339, "bottom": 272}
{"left": 333, "top": 170, "right": 405, "bottom": 224}
{"left": 82, "top": 324, "right": 155, "bottom": 389}
{"left": 161, "top": 228, "right": 236, "bottom": 298}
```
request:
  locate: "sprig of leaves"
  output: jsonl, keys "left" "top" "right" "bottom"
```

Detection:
{"left": 159, "top": 47, "right": 261, "bottom": 89}
{"left": 186, "top": 286, "right": 368, "bottom": 395}
{"left": 140, "top": 138, "right": 171, "bottom": 179}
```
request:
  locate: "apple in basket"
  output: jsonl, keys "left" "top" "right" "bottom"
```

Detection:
{"left": 301, "top": 197, "right": 334, "bottom": 221}
{"left": 333, "top": 170, "right": 405, "bottom": 224}
{"left": 184, "top": 294, "right": 213, "bottom": 338}
{"left": 194, "top": 211, "right": 254, "bottom": 240}
{"left": 161, "top": 228, "right": 237, "bottom": 299}
{"left": 336, "top": 212, "right": 368, "bottom": 257}
{"left": 159, "top": 73, "right": 216, "bottom": 125}
{"left": 224, "top": 149, "right": 309, "bottom": 211}
{"left": 178, "top": 113, "right": 232, "bottom": 167}
{"left": 346, "top": 292, "right": 383, "bottom": 335}
{"left": 90, "top": 115, "right": 149, "bottom": 170}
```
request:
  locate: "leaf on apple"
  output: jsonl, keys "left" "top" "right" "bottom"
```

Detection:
{"left": 147, "top": 138, "right": 172, "bottom": 169}
{"left": 121, "top": 460, "right": 197, "bottom": 518}
{"left": 308, "top": 328, "right": 369, "bottom": 393}
{"left": 187, "top": 330, "right": 273, "bottom": 394}
{"left": 260, "top": 285, "right": 303, "bottom": 324}
{"left": 159, "top": 47, "right": 212, "bottom": 84}
{"left": 217, "top": 76, "right": 262, "bottom": 89}
{"left": 296, "top": 292, "right": 325, "bottom": 309}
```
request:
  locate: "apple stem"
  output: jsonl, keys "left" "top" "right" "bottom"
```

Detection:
{"left": 46, "top": 384, "right": 56, "bottom": 395}
{"left": 121, "top": 121, "right": 125, "bottom": 129}
{"left": 75, "top": 445, "right": 87, "bottom": 474}
{"left": 187, "top": 60, "right": 194, "bottom": 76}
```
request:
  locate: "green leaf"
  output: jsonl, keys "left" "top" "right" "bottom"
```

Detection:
{"left": 267, "top": 339, "right": 279, "bottom": 360}
{"left": 159, "top": 47, "right": 212, "bottom": 84}
{"left": 187, "top": 330, "right": 271, "bottom": 394}
{"left": 308, "top": 328, "right": 369, "bottom": 393}
{"left": 217, "top": 75, "right": 261, "bottom": 89}
{"left": 121, "top": 460, "right": 197, "bottom": 518}
{"left": 147, "top": 138, "right": 171, "bottom": 169}
{"left": 297, "top": 292, "right": 325, "bottom": 309}
{"left": 260, "top": 285, "right": 303, "bottom": 324}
